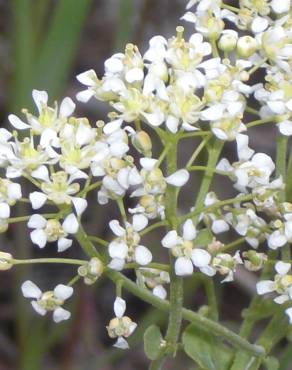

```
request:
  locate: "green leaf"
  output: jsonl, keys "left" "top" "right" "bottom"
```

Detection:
{"left": 144, "top": 325, "right": 163, "bottom": 360}
{"left": 194, "top": 229, "right": 213, "bottom": 247}
{"left": 182, "top": 324, "right": 233, "bottom": 370}
{"left": 264, "top": 357, "right": 279, "bottom": 370}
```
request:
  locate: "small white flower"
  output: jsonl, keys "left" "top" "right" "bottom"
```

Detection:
{"left": 21, "top": 280, "right": 73, "bottom": 323}
{"left": 107, "top": 297, "right": 137, "bottom": 349}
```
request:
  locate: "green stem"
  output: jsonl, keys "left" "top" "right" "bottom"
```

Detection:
{"left": 248, "top": 58, "right": 268, "bottom": 75}
{"left": 78, "top": 180, "right": 101, "bottom": 197}
{"left": 193, "top": 139, "right": 223, "bottom": 214}
{"left": 163, "top": 134, "right": 184, "bottom": 361}
{"left": 246, "top": 116, "right": 277, "bottom": 128}
{"left": 140, "top": 220, "right": 168, "bottom": 236}
{"left": 186, "top": 136, "right": 211, "bottom": 168}
{"left": 13, "top": 258, "right": 86, "bottom": 266}
{"left": 74, "top": 227, "right": 265, "bottom": 357}
{"left": 8, "top": 212, "right": 60, "bottom": 224}
{"left": 187, "top": 165, "right": 229, "bottom": 177}
{"left": 181, "top": 194, "right": 254, "bottom": 223}
{"left": 87, "top": 235, "right": 109, "bottom": 247}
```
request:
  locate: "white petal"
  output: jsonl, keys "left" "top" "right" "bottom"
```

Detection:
{"left": 31, "top": 165, "right": 50, "bottom": 182}
{"left": 285, "top": 307, "right": 292, "bottom": 324}
{"left": 212, "top": 219, "right": 229, "bottom": 234}
{"left": 251, "top": 17, "right": 269, "bottom": 33}
{"left": 105, "top": 56, "right": 124, "bottom": 73}
{"left": 31, "top": 301, "right": 47, "bottom": 316}
{"left": 165, "top": 169, "right": 190, "bottom": 187}
{"left": 161, "top": 230, "right": 178, "bottom": 248}
{"left": 103, "top": 119, "right": 123, "bottom": 135}
{"left": 236, "top": 134, "right": 254, "bottom": 161}
{"left": 274, "top": 294, "right": 289, "bottom": 304}
{"left": 7, "top": 183, "right": 22, "bottom": 200}
{"left": 54, "top": 284, "right": 73, "bottom": 300}
{"left": 114, "top": 337, "right": 129, "bottom": 349}
{"left": 200, "top": 104, "right": 224, "bottom": 121}
{"left": 267, "top": 101, "right": 286, "bottom": 114}
{"left": 76, "top": 69, "right": 97, "bottom": 86}
{"left": 27, "top": 214, "right": 47, "bottom": 229}
{"left": 109, "top": 241, "right": 128, "bottom": 259}
{"left": 134, "top": 245, "right": 152, "bottom": 265}
{"left": 153, "top": 285, "right": 167, "bottom": 299}
{"left": 183, "top": 219, "right": 196, "bottom": 240}
{"left": 279, "top": 120, "right": 292, "bottom": 136}
{"left": 271, "top": 0, "right": 290, "bottom": 13}
{"left": 175, "top": 257, "right": 193, "bottom": 276}
{"left": 76, "top": 89, "right": 95, "bottom": 103}
{"left": 268, "top": 230, "right": 287, "bottom": 249}
{"left": 21, "top": 280, "right": 42, "bottom": 299}
{"left": 114, "top": 297, "right": 126, "bottom": 317}
{"left": 256, "top": 280, "right": 275, "bottom": 295}
{"left": 140, "top": 157, "right": 157, "bottom": 170}
{"left": 32, "top": 90, "right": 48, "bottom": 113}
{"left": 72, "top": 197, "right": 87, "bottom": 216}
{"left": 125, "top": 68, "right": 144, "bottom": 83}
{"left": 132, "top": 214, "right": 148, "bottom": 232}
{"left": 57, "top": 237, "right": 72, "bottom": 252}
{"left": 62, "top": 213, "right": 79, "bottom": 234}
{"left": 59, "top": 97, "right": 75, "bottom": 118}
{"left": 0, "top": 203, "right": 10, "bottom": 219}
{"left": 8, "top": 114, "right": 30, "bottom": 130}
{"left": 30, "top": 229, "right": 47, "bottom": 248}
{"left": 29, "top": 192, "right": 47, "bottom": 210}
{"left": 191, "top": 249, "right": 211, "bottom": 267}
{"left": 108, "top": 258, "right": 125, "bottom": 271}
{"left": 109, "top": 220, "right": 125, "bottom": 237}
{"left": 53, "top": 307, "right": 71, "bottom": 323}
{"left": 275, "top": 261, "right": 291, "bottom": 275}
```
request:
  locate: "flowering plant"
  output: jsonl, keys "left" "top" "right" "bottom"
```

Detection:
{"left": 1, "top": 0, "right": 292, "bottom": 368}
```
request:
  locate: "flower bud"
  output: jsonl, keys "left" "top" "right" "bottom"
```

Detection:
{"left": 218, "top": 30, "right": 238, "bottom": 52}
{"left": 236, "top": 36, "right": 258, "bottom": 58}
{"left": 131, "top": 131, "right": 152, "bottom": 157}
{"left": 0, "top": 251, "right": 13, "bottom": 270}
{"left": 78, "top": 257, "right": 104, "bottom": 285}
{"left": 243, "top": 250, "right": 267, "bottom": 271}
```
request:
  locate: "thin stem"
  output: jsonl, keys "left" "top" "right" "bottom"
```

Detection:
{"left": 8, "top": 212, "right": 60, "bottom": 224}
{"left": 179, "top": 131, "right": 211, "bottom": 139}
{"left": 78, "top": 180, "right": 101, "bottom": 197}
{"left": 245, "top": 106, "right": 261, "bottom": 117}
{"left": 246, "top": 116, "right": 277, "bottom": 128}
{"left": 155, "top": 144, "right": 171, "bottom": 168}
{"left": 13, "top": 258, "right": 86, "bottom": 266}
{"left": 187, "top": 165, "right": 229, "bottom": 177}
{"left": 193, "top": 139, "right": 223, "bottom": 214}
{"left": 67, "top": 275, "right": 80, "bottom": 287}
{"left": 210, "top": 38, "right": 219, "bottom": 58}
{"left": 124, "top": 262, "right": 170, "bottom": 272}
{"left": 181, "top": 193, "right": 254, "bottom": 223}
{"left": 222, "top": 3, "right": 240, "bottom": 13}
{"left": 186, "top": 136, "right": 210, "bottom": 168}
{"left": 140, "top": 220, "right": 168, "bottom": 236}
{"left": 248, "top": 58, "right": 268, "bottom": 75}
{"left": 75, "top": 227, "right": 265, "bottom": 357}
{"left": 221, "top": 237, "right": 246, "bottom": 253}
{"left": 88, "top": 235, "right": 108, "bottom": 247}
{"left": 117, "top": 198, "right": 127, "bottom": 224}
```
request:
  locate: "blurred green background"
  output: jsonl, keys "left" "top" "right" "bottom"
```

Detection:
{"left": 0, "top": 1, "right": 291, "bottom": 370}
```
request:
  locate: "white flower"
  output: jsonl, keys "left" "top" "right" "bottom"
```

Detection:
{"left": 108, "top": 215, "right": 151, "bottom": 270}
{"left": 21, "top": 280, "right": 73, "bottom": 322}
{"left": 30, "top": 170, "right": 87, "bottom": 216}
{"left": 27, "top": 213, "right": 79, "bottom": 252}
{"left": 257, "top": 261, "right": 292, "bottom": 304}
{"left": 107, "top": 297, "right": 137, "bottom": 349}
{"left": 162, "top": 219, "right": 215, "bottom": 276}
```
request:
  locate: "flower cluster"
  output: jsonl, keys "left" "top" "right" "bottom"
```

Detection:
{"left": 0, "top": 0, "right": 291, "bottom": 354}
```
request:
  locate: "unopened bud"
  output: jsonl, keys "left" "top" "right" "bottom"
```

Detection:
{"left": 0, "top": 251, "right": 13, "bottom": 270}
{"left": 236, "top": 36, "right": 258, "bottom": 58}
{"left": 243, "top": 250, "right": 267, "bottom": 271}
{"left": 78, "top": 257, "right": 104, "bottom": 285}
{"left": 132, "top": 130, "right": 152, "bottom": 157}
{"left": 218, "top": 30, "right": 238, "bottom": 52}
